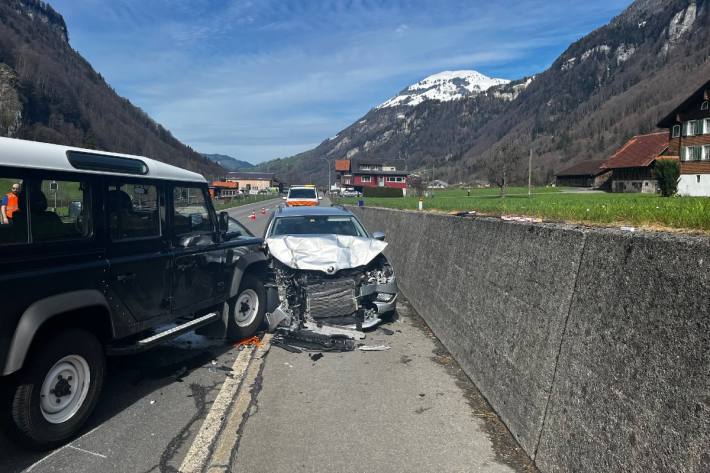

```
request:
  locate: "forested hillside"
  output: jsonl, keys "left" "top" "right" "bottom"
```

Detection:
{"left": 0, "top": 0, "right": 223, "bottom": 177}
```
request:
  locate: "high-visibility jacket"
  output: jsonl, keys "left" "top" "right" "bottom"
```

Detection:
{"left": 4, "top": 192, "right": 18, "bottom": 219}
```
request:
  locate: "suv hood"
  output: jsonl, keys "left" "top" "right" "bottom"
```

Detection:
{"left": 266, "top": 235, "right": 387, "bottom": 274}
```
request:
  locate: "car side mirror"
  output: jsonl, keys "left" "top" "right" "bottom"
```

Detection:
{"left": 219, "top": 211, "right": 229, "bottom": 234}
{"left": 372, "top": 231, "right": 385, "bottom": 241}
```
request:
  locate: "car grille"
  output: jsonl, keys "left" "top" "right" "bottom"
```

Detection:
{"left": 305, "top": 278, "right": 358, "bottom": 319}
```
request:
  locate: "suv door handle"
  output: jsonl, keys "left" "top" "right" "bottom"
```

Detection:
{"left": 116, "top": 272, "right": 136, "bottom": 282}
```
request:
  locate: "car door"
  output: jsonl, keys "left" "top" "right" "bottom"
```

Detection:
{"left": 106, "top": 180, "right": 172, "bottom": 322}
{"left": 170, "top": 184, "right": 227, "bottom": 316}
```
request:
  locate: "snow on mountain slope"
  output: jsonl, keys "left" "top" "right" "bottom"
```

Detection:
{"left": 378, "top": 70, "right": 510, "bottom": 108}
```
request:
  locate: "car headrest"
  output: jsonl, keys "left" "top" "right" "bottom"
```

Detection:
{"left": 30, "top": 191, "right": 48, "bottom": 212}
{"left": 108, "top": 190, "right": 133, "bottom": 212}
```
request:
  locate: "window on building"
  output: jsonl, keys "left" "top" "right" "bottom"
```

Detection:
{"left": 704, "top": 145, "right": 710, "bottom": 160}
{"left": 173, "top": 186, "right": 214, "bottom": 236}
{"left": 360, "top": 175, "right": 371, "bottom": 182}
{"left": 697, "top": 175, "right": 701, "bottom": 184}
{"left": 684, "top": 120, "right": 702, "bottom": 136}
{"left": 704, "top": 119, "right": 710, "bottom": 135}
{"left": 672, "top": 125, "right": 681, "bottom": 138}
{"left": 108, "top": 182, "right": 160, "bottom": 240}
{"left": 386, "top": 177, "right": 405, "bottom": 182}
{"left": 702, "top": 101, "right": 709, "bottom": 111}
{"left": 683, "top": 146, "right": 703, "bottom": 161}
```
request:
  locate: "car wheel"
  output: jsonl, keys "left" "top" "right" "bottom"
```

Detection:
{"left": 226, "top": 274, "right": 266, "bottom": 341}
{"left": 8, "top": 329, "right": 105, "bottom": 450}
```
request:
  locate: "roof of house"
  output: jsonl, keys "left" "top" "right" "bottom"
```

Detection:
{"left": 555, "top": 159, "right": 608, "bottom": 177}
{"left": 334, "top": 159, "right": 351, "bottom": 172}
{"left": 226, "top": 171, "right": 275, "bottom": 180}
{"left": 602, "top": 133, "right": 669, "bottom": 170}
{"left": 211, "top": 180, "right": 239, "bottom": 188}
{"left": 0, "top": 137, "right": 205, "bottom": 183}
{"left": 658, "top": 79, "right": 710, "bottom": 128}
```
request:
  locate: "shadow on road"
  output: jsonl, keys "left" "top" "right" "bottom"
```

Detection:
{"left": 0, "top": 336, "right": 235, "bottom": 473}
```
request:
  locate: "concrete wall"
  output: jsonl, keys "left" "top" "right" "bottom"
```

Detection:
{"left": 348, "top": 206, "right": 709, "bottom": 473}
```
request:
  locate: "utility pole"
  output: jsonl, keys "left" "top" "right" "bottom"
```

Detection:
{"left": 528, "top": 148, "right": 533, "bottom": 197}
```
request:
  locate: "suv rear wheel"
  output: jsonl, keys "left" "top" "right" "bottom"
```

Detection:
{"left": 226, "top": 274, "right": 266, "bottom": 341}
{"left": 8, "top": 329, "right": 105, "bottom": 449}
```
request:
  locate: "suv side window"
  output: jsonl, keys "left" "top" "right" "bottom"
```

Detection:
{"left": 173, "top": 186, "right": 213, "bottom": 236}
{"left": 0, "top": 177, "right": 27, "bottom": 245}
{"left": 108, "top": 182, "right": 161, "bottom": 240}
{"left": 29, "top": 178, "right": 92, "bottom": 243}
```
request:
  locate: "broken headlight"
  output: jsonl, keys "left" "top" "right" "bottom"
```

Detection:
{"left": 376, "top": 293, "right": 395, "bottom": 302}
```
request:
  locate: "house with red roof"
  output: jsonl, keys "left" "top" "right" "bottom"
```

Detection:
{"left": 657, "top": 79, "right": 710, "bottom": 196}
{"left": 602, "top": 132, "right": 677, "bottom": 193}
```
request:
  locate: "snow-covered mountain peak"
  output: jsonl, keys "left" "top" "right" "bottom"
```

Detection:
{"left": 378, "top": 70, "right": 509, "bottom": 109}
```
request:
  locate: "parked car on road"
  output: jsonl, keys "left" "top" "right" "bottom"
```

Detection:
{"left": 0, "top": 137, "right": 274, "bottom": 448}
{"left": 263, "top": 206, "right": 397, "bottom": 332}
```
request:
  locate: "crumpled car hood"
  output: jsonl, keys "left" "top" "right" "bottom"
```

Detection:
{"left": 266, "top": 235, "right": 387, "bottom": 273}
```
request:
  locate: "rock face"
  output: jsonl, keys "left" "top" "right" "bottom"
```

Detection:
{"left": 0, "top": 64, "right": 22, "bottom": 137}
{"left": 0, "top": 0, "right": 223, "bottom": 177}
{"left": 263, "top": 0, "right": 710, "bottom": 186}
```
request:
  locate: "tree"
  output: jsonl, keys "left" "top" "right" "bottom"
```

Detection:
{"left": 655, "top": 159, "right": 680, "bottom": 197}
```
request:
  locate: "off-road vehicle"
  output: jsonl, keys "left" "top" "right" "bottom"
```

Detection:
{"left": 0, "top": 137, "right": 273, "bottom": 448}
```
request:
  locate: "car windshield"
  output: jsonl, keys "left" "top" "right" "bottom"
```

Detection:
{"left": 270, "top": 215, "right": 367, "bottom": 237}
{"left": 288, "top": 188, "right": 316, "bottom": 199}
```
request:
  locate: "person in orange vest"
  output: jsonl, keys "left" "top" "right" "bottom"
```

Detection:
{"left": 1, "top": 182, "right": 21, "bottom": 224}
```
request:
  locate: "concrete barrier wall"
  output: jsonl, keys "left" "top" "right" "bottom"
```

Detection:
{"left": 348, "top": 206, "right": 709, "bottom": 473}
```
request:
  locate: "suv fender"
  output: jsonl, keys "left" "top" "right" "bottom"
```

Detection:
{"left": 3, "top": 290, "right": 112, "bottom": 376}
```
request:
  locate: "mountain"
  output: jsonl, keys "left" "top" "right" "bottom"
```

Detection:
{"left": 377, "top": 70, "right": 509, "bottom": 108}
{"left": 261, "top": 0, "right": 710, "bottom": 186}
{"left": 0, "top": 0, "right": 223, "bottom": 178}
{"left": 202, "top": 153, "right": 255, "bottom": 171}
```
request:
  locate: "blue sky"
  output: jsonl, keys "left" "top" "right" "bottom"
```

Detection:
{"left": 51, "top": 0, "right": 630, "bottom": 163}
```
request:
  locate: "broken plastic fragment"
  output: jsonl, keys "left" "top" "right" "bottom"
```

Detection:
{"left": 357, "top": 345, "right": 391, "bottom": 351}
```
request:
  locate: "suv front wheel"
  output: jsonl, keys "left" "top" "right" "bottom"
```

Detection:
{"left": 8, "top": 329, "right": 105, "bottom": 449}
{"left": 226, "top": 274, "right": 266, "bottom": 341}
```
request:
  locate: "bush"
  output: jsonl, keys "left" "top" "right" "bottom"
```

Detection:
{"left": 655, "top": 159, "right": 680, "bottom": 197}
{"left": 363, "top": 186, "right": 403, "bottom": 198}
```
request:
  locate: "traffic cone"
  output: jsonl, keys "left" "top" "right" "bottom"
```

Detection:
{"left": 249, "top": 211, "right": 256, "bottom": 220}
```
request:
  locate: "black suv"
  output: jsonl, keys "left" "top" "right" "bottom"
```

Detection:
{"left": 0, "top": 137, "right": 273, "bottom": 448}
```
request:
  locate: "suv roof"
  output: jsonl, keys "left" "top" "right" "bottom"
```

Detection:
{"left": 274, "top": 205, "right": 353, "bottom": 218}
{"left": 0, "top": 137, "right": 206, "bottom": 183}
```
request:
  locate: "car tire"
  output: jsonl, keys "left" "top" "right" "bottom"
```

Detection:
{"left": 226, "top": 274, "right": 266, "bottom": 341}
{"left": 7, "top": 329, "right": 105, "bottom": 450}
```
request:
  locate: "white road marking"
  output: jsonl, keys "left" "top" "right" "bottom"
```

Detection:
{"left": 178, "top": 343, "right": 258, "bottom": 473}
{"left": 67, "top": 445, "right": 107, "bottom": 459}
{"left": 23, "top": 424, "right": 103, "bottom": 472}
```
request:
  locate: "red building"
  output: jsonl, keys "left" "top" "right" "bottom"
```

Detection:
{"left": 335, "top": 159, "right": 408, "bottom": 191}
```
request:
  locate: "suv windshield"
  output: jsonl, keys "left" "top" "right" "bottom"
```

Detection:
{"left": 270, "top": 215, "right": 366, "bottom": 237}
{"left": 288, "top": 188, "right": 316, "bottom": 199}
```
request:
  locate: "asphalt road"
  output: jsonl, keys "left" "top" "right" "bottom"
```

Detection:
{"left": 1, "top": 197, "right": 536, "bottom": 473}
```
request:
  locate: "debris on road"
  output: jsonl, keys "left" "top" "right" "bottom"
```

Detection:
{"left": 357, "top": 345, "right": 391, "bottom": 352}
{"left": 380, "top": 327, "right": 395, "bottom": 336}
{"left": 235, "top": 336, "right": 264, "bottom": 349}
{"left": 309, "top": 353, "right": 324, "bottom": 362}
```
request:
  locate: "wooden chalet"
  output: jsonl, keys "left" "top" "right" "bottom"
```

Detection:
{"left": 602, "top": 132, "right": 674, "bottom": 193}
{"left": 657, "top": 79, "right": 710, "bottom": 196}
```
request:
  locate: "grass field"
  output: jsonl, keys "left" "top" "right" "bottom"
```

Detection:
{"left": 336, "top": 187, "right": 710, "bottom": 232}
